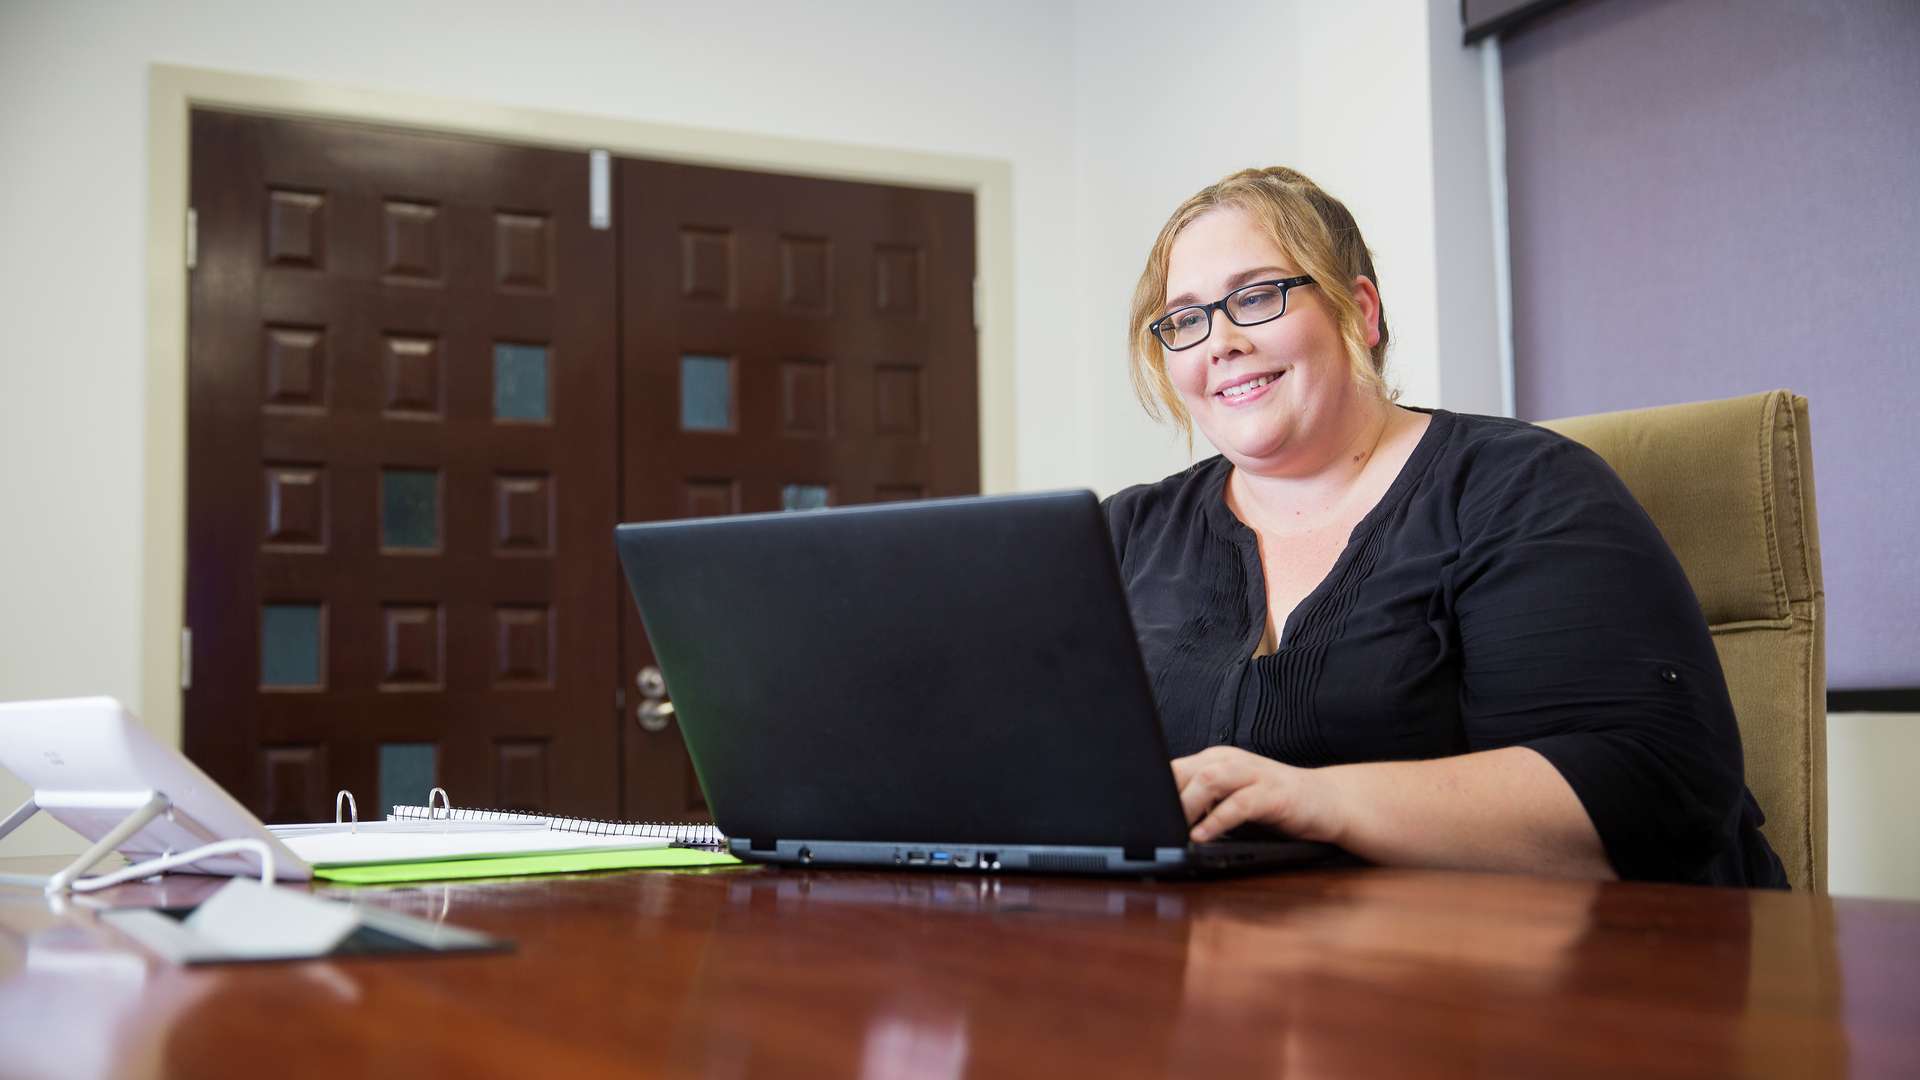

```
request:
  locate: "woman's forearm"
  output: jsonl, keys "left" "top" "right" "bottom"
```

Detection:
{"left": 1319, "top": 747, "right": 1616, "bottom": 880}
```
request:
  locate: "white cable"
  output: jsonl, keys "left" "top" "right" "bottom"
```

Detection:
{"left": 63, "top": 839, "right": 276, "bottom": 894}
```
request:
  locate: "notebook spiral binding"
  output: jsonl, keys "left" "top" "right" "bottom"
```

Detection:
{"left": 388, "top": 803, "right": 728, "bottom": 850}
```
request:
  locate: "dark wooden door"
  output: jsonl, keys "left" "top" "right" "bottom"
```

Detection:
{"left": 185, "top": 111, "right": 620, "bottom": 821}
{"left": 617, "top": 160, "right": 978, "bottom": 818}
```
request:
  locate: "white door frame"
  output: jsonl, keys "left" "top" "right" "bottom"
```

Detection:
{"left": 144, "top": 63, "right": 1016, "bottom": 749}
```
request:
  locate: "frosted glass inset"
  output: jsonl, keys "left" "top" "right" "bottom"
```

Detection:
{"left": 782, "top": 484, "right": 830, "bottom": 512}
{"left": 680, "top": 355, "right": 733, "bottom": 432}
{"left": 493, "top": 343, "right": 550, "bottom": 421}
{"left": 261, "top": 604, "right": 322, "bottom": 688}
{"left": 378, "top": 743, "right": 437, "bottom": 817}
{"left": 382, "top": 469, "right": 439, "bottom": 550}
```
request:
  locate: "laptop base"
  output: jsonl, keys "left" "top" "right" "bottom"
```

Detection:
{"left": 730, "top": 838, "right": 1339, "bottom": 877}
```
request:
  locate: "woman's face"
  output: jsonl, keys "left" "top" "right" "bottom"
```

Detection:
{"left": 1160, "top": 207, "right": 1376, "bottom": 472}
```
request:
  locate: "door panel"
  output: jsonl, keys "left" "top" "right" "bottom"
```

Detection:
{"left": 186, "top": 111, "right": 620, "bottom": 820}
{"left": 618, "top": 160, "right": 978, "bottom": 819}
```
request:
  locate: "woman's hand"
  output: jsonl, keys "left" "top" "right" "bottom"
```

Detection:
{"left": 1171, "top": 746, "right": 1345, "bottom": 844}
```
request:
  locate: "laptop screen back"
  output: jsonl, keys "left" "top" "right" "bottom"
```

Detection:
{"left": 614, "top": 491, "right": 1190, "bottom": 851}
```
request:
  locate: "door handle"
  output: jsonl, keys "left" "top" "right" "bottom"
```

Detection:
{"left": 637, "top": 699, "right": 676, "bottom": 732}
{"left": 635, "top": 665, "right": 674, "bottom": 732}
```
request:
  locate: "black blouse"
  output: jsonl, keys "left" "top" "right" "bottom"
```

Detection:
{"left": 1102, "top": 408, "right": 1788, "bottom": 888}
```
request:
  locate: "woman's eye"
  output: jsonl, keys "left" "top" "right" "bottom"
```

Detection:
{"left": 1173, "top": 310, "right": 1205, "bottom": 330}
{"left": 1235, "top": 289, "right": 1278, "bottom": 311}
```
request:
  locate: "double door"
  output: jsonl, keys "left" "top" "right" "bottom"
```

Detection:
{"left": 184, "top": 110, "right": 977, "bottom": 822}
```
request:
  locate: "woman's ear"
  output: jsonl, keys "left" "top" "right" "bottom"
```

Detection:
{"left": 1351, "top": 275, "right": 1382, "bottom": 349}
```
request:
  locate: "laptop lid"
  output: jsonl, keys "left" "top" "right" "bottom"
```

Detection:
{"left": 613, "top": 491, "right": 1196, "bottom": 857}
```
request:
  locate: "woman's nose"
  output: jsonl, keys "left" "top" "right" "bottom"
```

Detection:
{"left": 1207, "top": 315, "right": 1251, "bottom": 363}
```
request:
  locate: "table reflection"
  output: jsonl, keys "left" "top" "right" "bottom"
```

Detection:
{"left": 0, "top": 860, "right": 1883, "bottom": 1078}
{"left": 0, "top": 893, "right": 217, "bottom": 1080}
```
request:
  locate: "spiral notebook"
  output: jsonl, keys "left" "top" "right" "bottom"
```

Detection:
{"left": 386, "top": 803, "right": 728, "bottom": 850}
{"left": 282, "top": 796, "right": 737, "bottom": 885}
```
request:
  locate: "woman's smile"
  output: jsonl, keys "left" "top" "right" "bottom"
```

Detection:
{"left": 1213, "top": 369, "right": 1285, "bottom": 405}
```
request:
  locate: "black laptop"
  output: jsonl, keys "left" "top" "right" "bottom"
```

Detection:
{"left": 613, "top": 490, "right": 1338, "bottom": 876}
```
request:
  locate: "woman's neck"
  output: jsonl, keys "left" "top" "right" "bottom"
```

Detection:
{"left": 1227, "top": 398, "right": 1406, "bottom": 536}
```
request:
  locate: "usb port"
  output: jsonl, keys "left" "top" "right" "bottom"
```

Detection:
{"left": 930, "top": 851, "right": 952, "bottom": 865}
{"left": 906, "top": 850, "right": 928, "bottom": 865}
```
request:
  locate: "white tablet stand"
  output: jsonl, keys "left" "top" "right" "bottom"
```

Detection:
{"left": 0, "top": 697, "right": 307, "bottom": 892}
{"left": 0, "top": 791, "right": 222, "bottom": 893}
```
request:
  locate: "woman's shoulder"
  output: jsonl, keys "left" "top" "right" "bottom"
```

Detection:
{"left": 1426, "top": 409, "right": 1622, "bottom": 492}
{"left": 1429, "top": 408, "right": 1582, "bottom": 456}
{"left": 1420, "top": 409, "right": 1645, "bottom": 532}
{"left": 1100, "top": 455, "right": 1231, "bottom": 551}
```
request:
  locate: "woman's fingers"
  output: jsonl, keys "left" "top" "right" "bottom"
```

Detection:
{"left": 1172, "top": 749, "right": 1337, "bottom": 844}
{"left": 1177, "top": 765, "right": 1226, "bottom": 825}
{"left": 1169, "top": 749, "right": 1217, "bottom": 788}
{"left": 1190, "top": 788, "right": 1262, "bottom": 843}
{"left": 1174, "top": 749, "right": 1252, "bottom": 825}
{"left": 1171, "top": 746, "right": 1239, "bottom": 786}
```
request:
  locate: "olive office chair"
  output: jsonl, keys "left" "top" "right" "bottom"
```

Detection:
{"left": 1541, "top": 390, "right": 1827, "bottom": 891}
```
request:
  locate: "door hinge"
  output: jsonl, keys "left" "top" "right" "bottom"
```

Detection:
{"left": 589, "top": 150, "right": 611, "bottom": 231}
{"left": 179, "top": 627, "right": 193, "bottom": 690}
{"left": 185, "top": 208, "right": 198, "bottom": 270}
{"left": 972, "top": 278, "right": 982, "bottom": 330}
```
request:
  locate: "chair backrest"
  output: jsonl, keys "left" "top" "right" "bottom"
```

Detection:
{"left": 1539, "top": 391, "right": 1826, "bottom": 891}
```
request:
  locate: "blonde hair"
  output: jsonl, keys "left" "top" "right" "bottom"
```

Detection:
{"left": 1127, "top": 167, "right": 1393, "bottom": 441}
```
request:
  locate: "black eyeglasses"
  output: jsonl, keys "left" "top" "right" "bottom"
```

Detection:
{"left": 1149, "top": 275, "right": 1316, "bottom": 351}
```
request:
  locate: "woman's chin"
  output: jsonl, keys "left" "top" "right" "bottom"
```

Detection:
{"left": 1203, "top": 416, "right": 1296, "bottom": 465}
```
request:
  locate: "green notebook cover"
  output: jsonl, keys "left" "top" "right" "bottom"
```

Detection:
{"left": 313, "top": 847, "right": 743, "bottom": 885}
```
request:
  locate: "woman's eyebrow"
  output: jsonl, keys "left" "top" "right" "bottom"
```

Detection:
{"left": 1163, "top": 266, "right": 1292, "bottom": 312}
{"left": 1227, "top": 265, "right": 1291, "bottom": 289}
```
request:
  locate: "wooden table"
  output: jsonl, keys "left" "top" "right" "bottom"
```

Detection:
{"left": 2, "top": 857, "right": 1917, "bottom": 1078}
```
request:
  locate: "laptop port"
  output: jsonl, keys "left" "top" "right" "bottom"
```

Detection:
{"left": 907, "top": 850, "right": 928, "bottom": 865}
{"left": 953, "top": 852, "right": 976, "bottom": 868}
{"left": 981, "top": 852, "right": 1000, "bottom": 870}
{"left": 930, "top": 851, "right": 952, "bottom": 866}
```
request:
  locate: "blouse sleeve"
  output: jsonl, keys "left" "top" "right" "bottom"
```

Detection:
{"left": 1449, "top": 430, "right": 1748, "bottom": 883}
{"left": 1101, "top": 486, "right": 1141, "bottom": 569}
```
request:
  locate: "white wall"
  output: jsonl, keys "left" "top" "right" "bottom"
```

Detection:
{"left": 1067, "top": 4, "right": 1309, "bottom": 491}
{"left": 1827, "top": 713, "right": 1920, "bottom": 901}
{"left": 1425, "top": 0, "right": 1507, "bottom": 417}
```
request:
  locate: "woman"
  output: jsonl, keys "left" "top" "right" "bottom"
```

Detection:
{"left": 1107, "top": 167, "right": 1786, "bottom": 887}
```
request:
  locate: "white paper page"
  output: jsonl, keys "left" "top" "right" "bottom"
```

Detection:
{"left": 268, "top": 820, "right": 550, "bottom": 837}
{"left": 280, "top": 828, "right": 671, "bottom": 867}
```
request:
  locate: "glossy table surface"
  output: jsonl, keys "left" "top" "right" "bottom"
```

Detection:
{"left": 2, "top": 856, "right": 1918, "bottom": 1079}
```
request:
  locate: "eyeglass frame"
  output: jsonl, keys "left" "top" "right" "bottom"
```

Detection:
{"left": 1148, "top": 275, "right": 1317, "bottom": 352}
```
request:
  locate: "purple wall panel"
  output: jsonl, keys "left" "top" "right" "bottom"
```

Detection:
{"left": 1503, "top": 0, "right": 1920, "bottom": 689}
